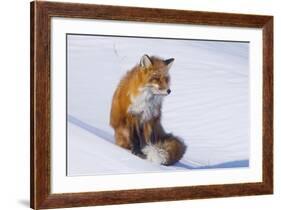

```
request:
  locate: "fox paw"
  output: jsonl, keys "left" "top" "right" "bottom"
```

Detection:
{"left": 132, "top": 149, "right": 146, "bottom": 159}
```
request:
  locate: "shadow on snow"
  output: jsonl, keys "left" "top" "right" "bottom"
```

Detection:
{"left": 68, "top": 114, "right": 114, "bottom": 143}
{"left": 174, "top": 160, "right": 249, "bottom": 169}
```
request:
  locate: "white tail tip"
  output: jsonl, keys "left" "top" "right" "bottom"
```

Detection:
{"left": 142, "top": 144, "right": 168, "bottom": 165}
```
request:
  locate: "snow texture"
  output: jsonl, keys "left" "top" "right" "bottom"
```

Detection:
{"left": 67, "top": 34, "right": 249, "bottom": 176}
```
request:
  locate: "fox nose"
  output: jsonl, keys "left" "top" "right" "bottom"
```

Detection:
{"left": 167, "top": 89, "right": 171, "bottom": 94}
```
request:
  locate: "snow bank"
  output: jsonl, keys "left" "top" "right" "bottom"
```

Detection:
{"left": 67, "top": 35, "right": 249, "bottom": 176}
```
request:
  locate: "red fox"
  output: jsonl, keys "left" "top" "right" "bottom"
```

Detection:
{"left": 110, "top": 54, "right": 186, "bottom": 165}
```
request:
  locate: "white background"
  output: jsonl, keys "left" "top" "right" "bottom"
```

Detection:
{"left": 0, "top": 0, "right": 279, "bottom": 210}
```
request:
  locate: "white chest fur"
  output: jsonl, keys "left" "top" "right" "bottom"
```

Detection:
{"left": 128, "top": 88, "right": 163, "bottom": 123}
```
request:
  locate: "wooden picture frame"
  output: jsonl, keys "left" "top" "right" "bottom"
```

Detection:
{"left": 30, "top": 1, "right": 273, "bottom": 209}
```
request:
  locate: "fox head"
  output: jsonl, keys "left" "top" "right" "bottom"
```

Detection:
{"left": 139, "top": 54, "right": 174, "bottom": 96}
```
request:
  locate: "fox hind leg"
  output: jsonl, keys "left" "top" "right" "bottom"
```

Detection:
{"left": 115, "top": 127, "right": 131, "bottom": 150}
{"left": 115, "top": 126, "right": 146, "bottom": 159}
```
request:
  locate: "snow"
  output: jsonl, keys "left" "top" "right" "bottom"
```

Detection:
{"left": 67, "top": 35, "right": 249, "bottom": 176}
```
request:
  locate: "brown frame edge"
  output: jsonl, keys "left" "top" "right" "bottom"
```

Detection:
{"left": 30, "top": 1, "right": 273, "bottom": 209}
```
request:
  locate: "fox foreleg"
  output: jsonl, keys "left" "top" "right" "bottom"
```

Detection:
{"left": 131, "top": 125, "right": 146, "bottom": 158}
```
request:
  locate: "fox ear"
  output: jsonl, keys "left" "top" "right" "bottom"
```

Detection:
{"left": 164, "top": 58, "right": 175, "bottom": 70}
{"left": 140, "top": 54, "right": 152, "bottom": 69}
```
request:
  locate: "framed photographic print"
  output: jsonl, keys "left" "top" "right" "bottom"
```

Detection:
{"left": 30, "top": 1, "right": 273, "bottom": 209}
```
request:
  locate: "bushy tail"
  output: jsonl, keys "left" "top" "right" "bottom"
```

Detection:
{"left": 142, "top": 134, "right": 186, "bottom": 165}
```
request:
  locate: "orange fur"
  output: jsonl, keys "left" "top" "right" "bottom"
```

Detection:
{"left": 110, "top": 55, "right": 186, "bottom": 165}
